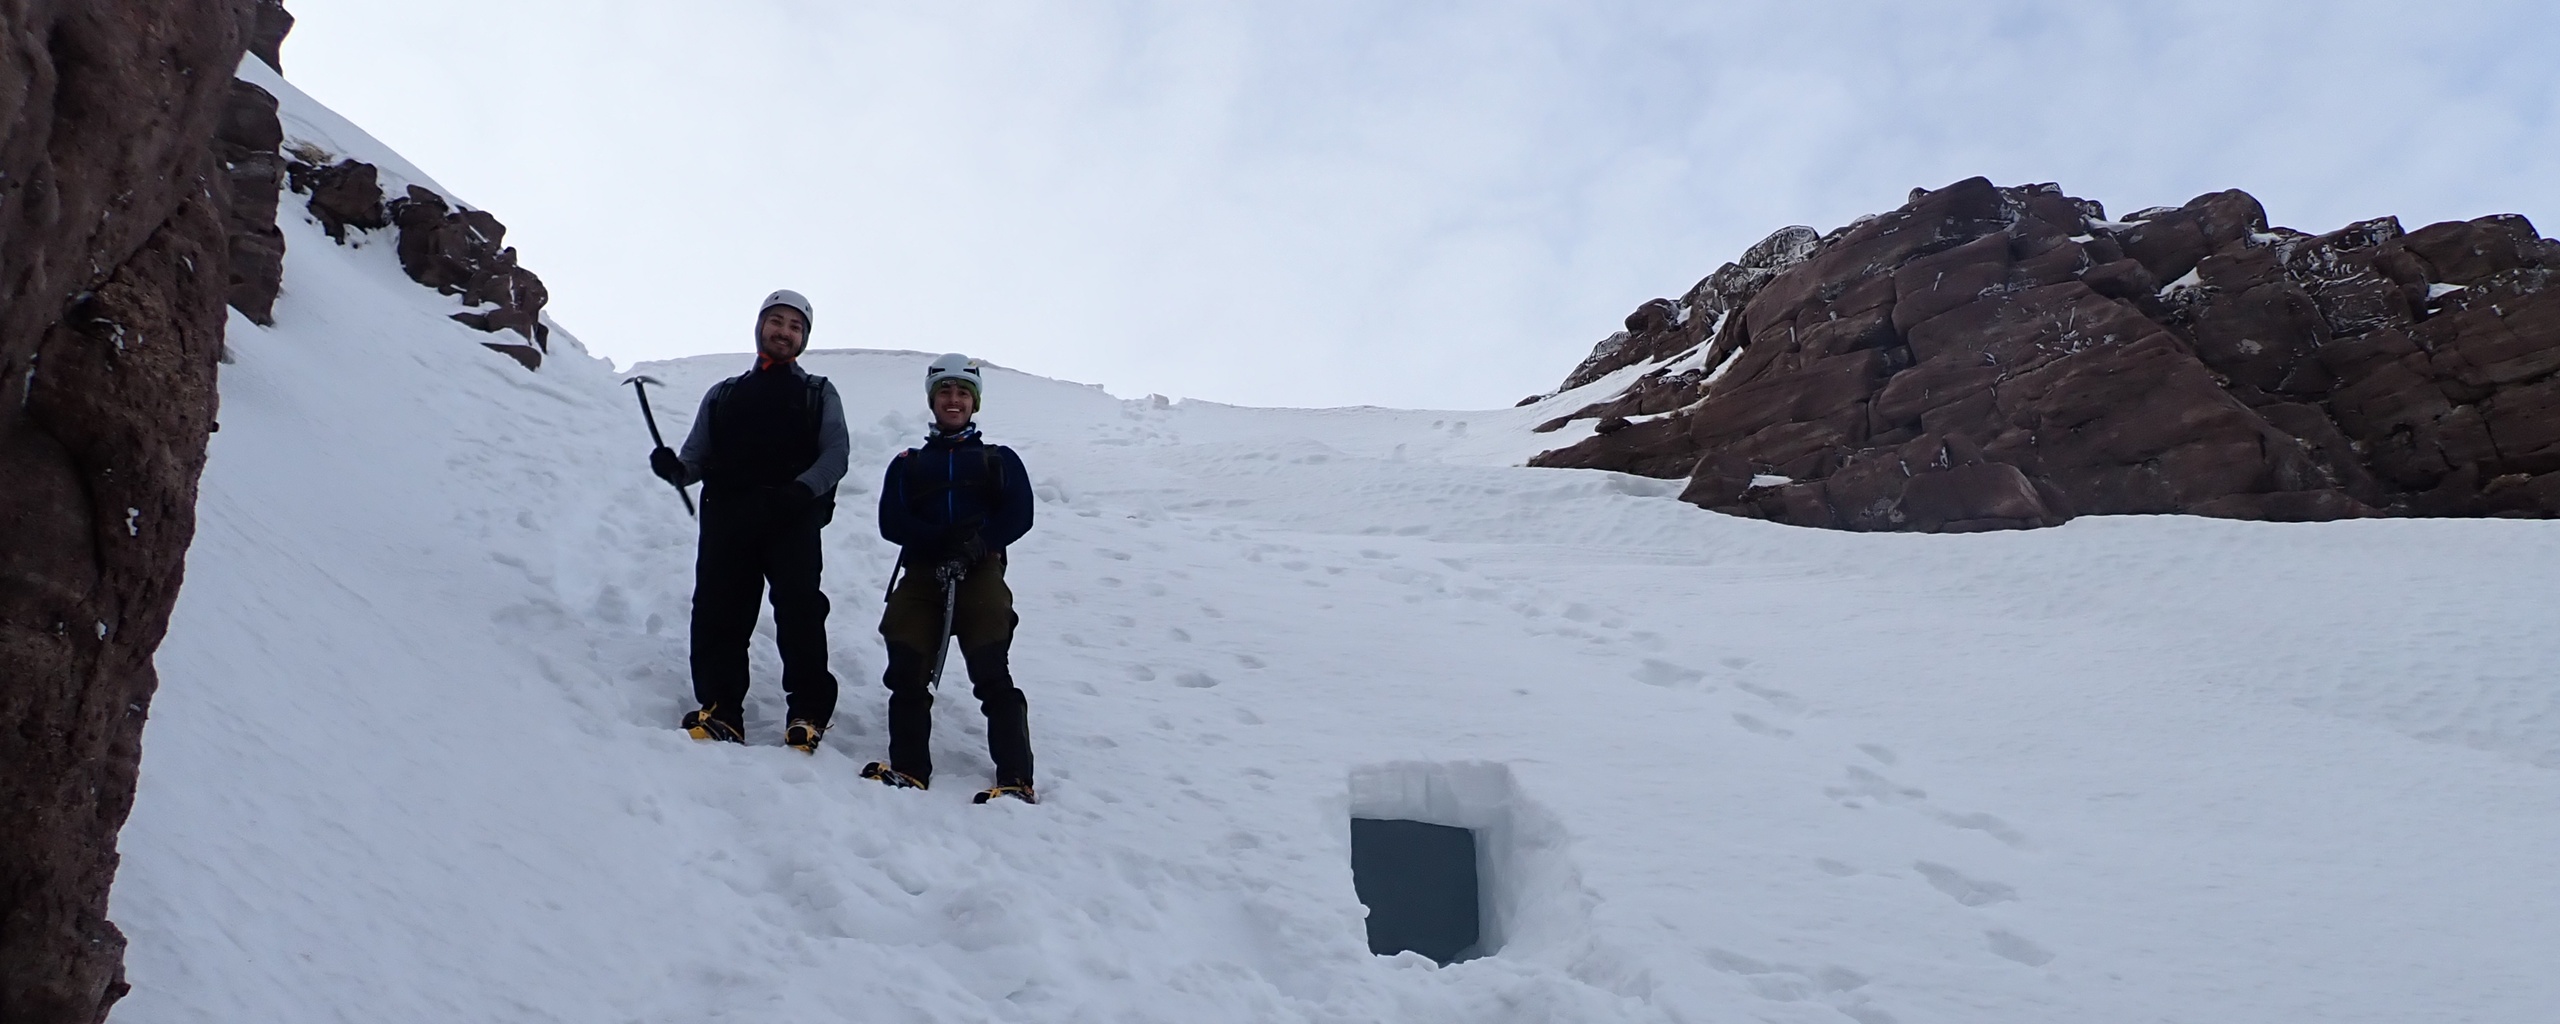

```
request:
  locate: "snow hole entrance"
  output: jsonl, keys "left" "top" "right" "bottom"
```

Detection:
{"left": 1350, "top": 818, "right": 1481, "bottom": 964}
{"left": 1346, "top": 761, "right": 1583, "bottom": 967}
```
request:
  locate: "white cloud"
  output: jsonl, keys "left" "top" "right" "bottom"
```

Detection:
{"left": 281, "top": 0, "right": 2560, "bottom": 408}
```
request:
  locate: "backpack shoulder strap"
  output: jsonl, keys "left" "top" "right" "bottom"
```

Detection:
{"left": 700, "top": 376, "right": 742, "bottom": 438}
{"left": 802, "top": 374, "right": 829, "bottom": 437}
{"left": 978, "top": 444, "right": 1009, "bottom": 503}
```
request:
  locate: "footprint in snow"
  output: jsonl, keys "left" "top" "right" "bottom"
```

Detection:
{"left": 1831, "top": 766, "right": 1926, "bottom": 803}
{"left": 1633, "top": 659, "right": 1705, "bottom": 688}
{"left": 1732, "top": 713, "right": 1793, "bottom": 738}
{"left": 1912, "top": 861, "right": 2017, "bottom": 907}
{"left": 1984, "top": 929, "right": 2055, "bottom": 966}
{"left": 1930, "top": 809, "right": 2030, "bottom": 848}
{"left": 1735, "top": 680, "right": 1806, "bottom": 714}
{"left": 1175, "top": 671, "right": 1219, "bottom": 689}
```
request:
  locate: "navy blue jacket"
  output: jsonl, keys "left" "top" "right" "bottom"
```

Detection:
{"left": 878, "top": 430, "right": 1033, "bottom": 559}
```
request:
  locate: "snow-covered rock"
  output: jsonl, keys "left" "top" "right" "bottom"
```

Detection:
{"left": 1532, "top": 178, "right": 2560, "bottom": 530}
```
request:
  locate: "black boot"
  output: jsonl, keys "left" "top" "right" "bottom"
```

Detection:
{"left": 962, "top": 642, "right": 1034, "bottom": 788}
{"left": 882, "top": 643, "right": 935, "bottom": 786}
{"left": 861, "top": 761, "right": 928, "bottom": 790}
{"left": 681, "top": 704, "right": 743, "bottom": 744}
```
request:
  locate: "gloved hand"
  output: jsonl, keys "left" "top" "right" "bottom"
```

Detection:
{"left": 939, "top": 523, "right": 988, "bottom": 566}
{"left": 768, "top": 480, "right": 816, "bottom": 514}
{"left": 649, "top": 446, "right": 685, "bottom": 484}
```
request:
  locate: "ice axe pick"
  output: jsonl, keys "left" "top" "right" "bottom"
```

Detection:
{"left": 624, "top": 375, "right": 696, "bottom": 519}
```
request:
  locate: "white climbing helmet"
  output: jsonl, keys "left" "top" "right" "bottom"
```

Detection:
{"left": 925, "top": 352, "right": 984, "bottom": 407}
{"left": 758, "top": 288, "right": 814, "bottom": 334}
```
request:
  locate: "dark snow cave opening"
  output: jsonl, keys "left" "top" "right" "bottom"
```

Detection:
{"left": 1350, "top": 817, "right": 1483, "bottom": 964}
{"left": 1347, "top": 761, "right": 1587, "bottom": 967}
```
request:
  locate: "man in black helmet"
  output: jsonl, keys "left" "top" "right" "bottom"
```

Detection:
{"left": 648, "top": 289, "right": 849, "bottom": 752}
{"left": 861, "top": 353, "right": 1040, "bottom": 804}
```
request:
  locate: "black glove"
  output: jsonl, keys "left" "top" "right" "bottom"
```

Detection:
{"left": 768, "top": 480, "right": 815, "bottom": 514}
{"left": 939, "top": 522, "right": 988, "bottom": 566}
{"left": 649, "top": 446, "right": 684, "bottom": 484}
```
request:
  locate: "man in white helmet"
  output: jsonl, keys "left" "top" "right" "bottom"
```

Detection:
{"left": 648, "top": 289, "right": 849, "bottom": 751}
{"left": 862, "top": 353, "right": 1040, "bottom": 803}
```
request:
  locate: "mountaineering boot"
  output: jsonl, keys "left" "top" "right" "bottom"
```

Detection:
{"left": 861, "top": 761, "right": 928, "bottom": 790}
{"left": 972, "top": 783, "right": 1037, "bottom": 805}
{"left": 681, "top": 705, "right": 743, "bottom": 744}
{"left": 784, "top": 719, "right": 825, "bottom": 754}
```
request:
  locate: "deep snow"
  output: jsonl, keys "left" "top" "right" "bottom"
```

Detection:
{"left": 103, "top": 61, "right": 2560, "bottom": 1024}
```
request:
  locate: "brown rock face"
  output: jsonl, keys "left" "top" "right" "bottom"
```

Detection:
{"left": 214, "top": 78, "right": 287, "bottom": 324}
{"left": 247, "top": 0, "right": 292, "bottom": 72}
{"left": 293, "top": 157, "right": 388, "bottom": 241}
{"left": 282, "top": 166, "right": 556, "bottom": 367}
{"left": 1532, "top": 177, "right": 2560, "bottom": 530}
{"left": 0, "top": 1, "right": 254, "bottom": 1021}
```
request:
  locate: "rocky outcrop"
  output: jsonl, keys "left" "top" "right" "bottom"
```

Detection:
{"left": 283, "top": 168, "right": 554, "bottom": 369}
{"left": 214, "top": 79, "right": 287, "bottom": 324}
{"left": 247, "top": 0, "right": 293, "bottom": 72}
{"left": 0, "top": 2, "right": 255, "bottom": 1021}
{"left": 290, "top": 157, "right": 388, "bottom": 241}
{"left": 1531, "top": 177, "right": 2560, "bottom": 530}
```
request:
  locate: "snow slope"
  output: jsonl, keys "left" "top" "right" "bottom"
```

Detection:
{"left": 108, "top": 70, "right": 2560, "bottom": 1024}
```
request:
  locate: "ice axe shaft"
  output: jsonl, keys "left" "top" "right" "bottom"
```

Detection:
{"left": 925, "top": 562, "right": 966, "bottom": 690}
{"left": 623, "top": 375, "right": 696, "bottom": 519}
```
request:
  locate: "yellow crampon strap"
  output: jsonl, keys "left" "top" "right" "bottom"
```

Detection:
{"left": 861, "top": 762, "right": 928, "bottom": 790}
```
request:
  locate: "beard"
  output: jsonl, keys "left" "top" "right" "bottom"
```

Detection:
{"left": 759, "top": 330, "right": 805, "bottom": 360}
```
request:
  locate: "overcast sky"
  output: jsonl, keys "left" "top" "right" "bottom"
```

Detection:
{"left": 282, "top": 1, "right": 2559, "bottom": 409}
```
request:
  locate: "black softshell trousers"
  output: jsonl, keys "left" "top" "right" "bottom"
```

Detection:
{"left": 690, "top": 489, "right": 837, "bottom": 729}
{"left": 878, "top": 553, "right": 1031, "bottom": 786}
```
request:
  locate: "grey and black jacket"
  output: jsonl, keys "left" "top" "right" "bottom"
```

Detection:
{"left": 669, "top": 360, "right": 849, "bottom": 510}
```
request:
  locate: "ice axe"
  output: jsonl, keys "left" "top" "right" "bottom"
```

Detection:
{"left": 925, "top": 560, "right": 967, "bottom": 691}
{"left": 623, "top": 375, "right": 696, "bottom": 519}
